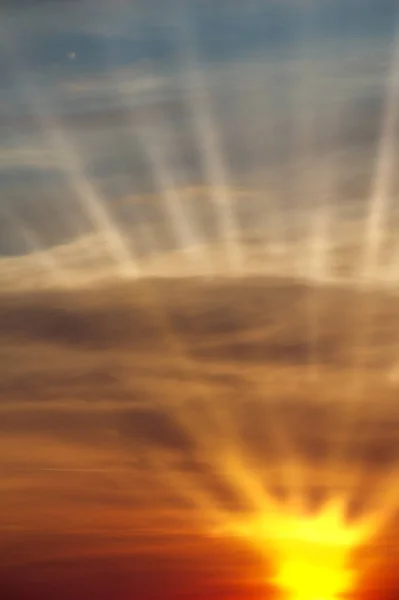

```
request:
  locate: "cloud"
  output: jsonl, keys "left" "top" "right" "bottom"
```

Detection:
{"left": 0, "top": 277, "right": 397, "bottom": 600}
{"left": 0, "top": 144, "right": 62, "bottom": 171}
{"left": 62, "top": 68, "right": 166, "bottom": 102}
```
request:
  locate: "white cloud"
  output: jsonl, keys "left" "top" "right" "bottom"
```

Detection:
{"left": 63, "top": 67, "right": 166, "bottom": 98}
{"left": 0, "top": 144, "right": 60, "bottom": 170}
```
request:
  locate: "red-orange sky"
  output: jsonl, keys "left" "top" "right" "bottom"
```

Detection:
{"left": 0, "top": 279, "right": 398, "bottom": 600}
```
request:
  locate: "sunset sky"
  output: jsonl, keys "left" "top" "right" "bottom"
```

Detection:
{"left": 1, "top": 1, "right": 399, "bottom": 599}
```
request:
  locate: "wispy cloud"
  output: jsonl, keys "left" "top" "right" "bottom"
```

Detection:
{"left": 61, "top": 68, "right": 167, "bottom": 104}
{"left": 0, "top": 143, "right": 62, "bottom": 171}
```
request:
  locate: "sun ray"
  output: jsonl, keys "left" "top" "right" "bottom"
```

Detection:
{"left": 142, "top": 450, "right": 228, "bottom": 527}
{"left": 108, "top": 281, "right": 298, "bottom": 521}
{"left": 326, "top": 28, "right": 399, "bottom": 499}
{"left": 176, "top": 2, "right": 244, "bottom": 274}
{"left": 288, "top": 12, "right": 326, "bottom": 389}
{"left": 109, "top": 64, "right": 212, "bottom": 276}
{"left": 361, "top": 28, "right": 399, "bottom": 283}
{"left": 0, "top": 20, "right": 140, "bottom": 280}
{"left": 247, "top": 62, "right": 289, "bottom": 272}
{"left": 83, "top": 12, "right": 295, "bottom": 508}
{"left": 2, "top": 6, "right": 251, "bottom": 465}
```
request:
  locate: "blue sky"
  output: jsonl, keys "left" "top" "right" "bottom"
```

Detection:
{"left": 0, "top": 0, "right": 398, "bottom": 255}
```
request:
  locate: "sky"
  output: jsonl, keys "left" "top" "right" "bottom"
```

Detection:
{"left": 1, "top": 2, "right": 399, "bottom": 600}
{"left": 0, "top": 0, "right": 398, "bottom": 261}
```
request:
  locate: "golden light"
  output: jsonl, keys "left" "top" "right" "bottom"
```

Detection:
{"left": 220, "top": 497, "right": 377, "bottom": 600}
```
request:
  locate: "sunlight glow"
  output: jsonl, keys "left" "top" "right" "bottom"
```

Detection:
{"left": 221, "top": 497, "right": 377, "bottom": 600}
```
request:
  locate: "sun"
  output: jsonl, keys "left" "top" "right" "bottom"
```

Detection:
{"left": 218, "top": 497, "right": 377, "bottom": 600}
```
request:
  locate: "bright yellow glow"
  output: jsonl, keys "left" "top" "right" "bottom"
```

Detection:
{"left": 220, "top": 497, "right": 376, "bottom": 600}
